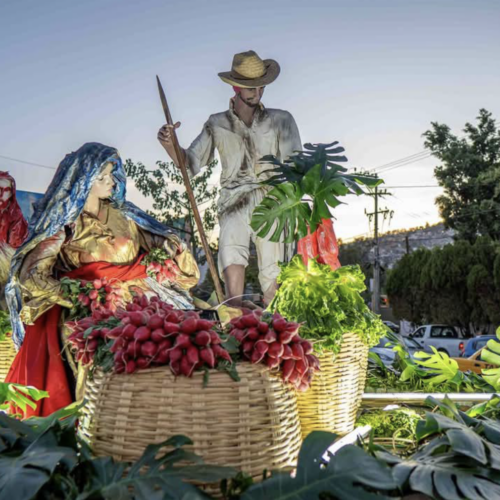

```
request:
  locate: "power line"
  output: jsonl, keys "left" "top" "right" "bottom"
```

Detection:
{"left": 0, "top": 154, "right": 56, "bottom": 170}
{"left": 370, "top": 151, "right": 431, "bottom": 174}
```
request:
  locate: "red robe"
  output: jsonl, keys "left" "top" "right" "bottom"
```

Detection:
{"left": 0, "top": 171, "right": 28, "bottom": 248}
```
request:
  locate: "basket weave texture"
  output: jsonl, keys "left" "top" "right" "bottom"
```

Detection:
{"left": 297, "top": 332, "right": 369, "bottom": 438}
{"left": 79, "top": 362, "right": 302, "bottom": 479}
{"left": 0, "top": 338, "right": 17, "bottom": 383}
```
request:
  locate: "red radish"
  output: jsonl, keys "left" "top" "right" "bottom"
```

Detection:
{"left": 158, "top": 339, "right": 172, "bottom": 351}
{"left": 279, "top": 330, "right": 295, "bottom": 344}
{"left": 196, "top": 319, "right": 215, "bottom": 330}
{"left": 265, "top": 355, "right": 281, "bottom": 369}
{"left": 140, "top": 295, "right": 149, "bottom": 308}
{"left": 247, "top": 327, "right": 260, "bottom": 340}
{"left": 291, "top": 334, "right": 301, "bottom": 343}
{"left": 148, "top": 314, "right": 164, "bottom": 330}
{"left": 232, "top": 329, "right": 246, "bottom": 343}
{"left": 186, "top": 346, "right": 200, "bottom": 365}
{"left": 129, "top": 311, "right": 146, "bottom": 327}
{"left": 185, "top": 310, "right": 200, "bottom": 319}
{"left": 263, "top": 330, "right": 277, "bottom": 343}
{"left": 151, "top": 328, "right": 167, "bottom": 343}
{"left": 180, "top": 356, "right": 195, "bottom": 377}
{"left": 165, "top": 312, "right": 180, "bottom": 323}
{"left": 114, "top": 350, "right": 126, "bottom": 364}
{"left": 140, "top": 341, "right": 158, "bottom": 358}
{"left": 291, "top": 343, "right": 304, "bottom": 360}
{"left": 93, "top": 279, "right": 103, "bottom": 290}
{"left": 242, "top": 340, "right": 255, "bottom": 354}
{"left": 136, "top": 357, "right": 150, "bottom": 369}
{"left": 241, "top": 313, "right": 258, "bottom": 328}
{"left": 306, "top": 354, "right": 320, "bottom": 370}
{"left": 288, "top": 370, "right": 301, "bottom": 385}
{"left": 169, "top": 347, "right": 183, "bottom": 363}
{"left": 170, "top": 360, "right": 181, "bottom": 376}
{"left": 301, "top": 340, "right": 313, "bottom": 355}
{"left": 174, "top": 334, "right": 192, "bottom": 349}
{"left": 251, "top": 349, "right": 266, "bottom": 364}
{"left": 126, "top": 360, "right": 137, "bottom": 374}
{"left": 272, "top": 318, "right": 288, "bottom": 333}
{"left": 120, "top": 316, "right": 131, "bottom": 325}
{"left": 156, "top": 349, "right": 170, "bottom": 364}
{"left": 134, "top": 326, "right": 151, "bottom": 342}
{"left": 86, "top": 339, "right": 99, "bottom": 352}
{"left": 115, "top": 363, "right": 125, "bottom": 374}
{"left": 282, "top": 344, "right": 293, "bottom": 359}
{"left": 126, "top": 341, "right": 141, "bottom": 357}
{"left": 110, "top": 338, "right": 125, "bottom": 353}
{"left": 295, "top": 359, "right": 308, "bottom": 375}
{"left": 180, "top": 318, "right": 198, "bottom": 335}
{"left": 282, "top": 359, "right": 296, "bottom": 381}
{"left": 209, "top": 331, "right": 222, "bottom": 345}
{"left": 213, "top": 345, "right": 232, "bottom": 362}
{"left": 122, "top": 324, "right": 137, "bottom": 339}
{"left": 257, "top": 322, "right": 269, "bottom": 334}
{"left": 104, "top": 285, "right": 113, "bottom": 294}
{"left": 254, "top": 341, "right": 269, "bottom": 354}
{"left": 268, "top": 342, "right": 284, "bottom": 358}
{"left": 194, "top": 330, "right": 211, "bottom": 346}
{"left": 199, "top": 347, "right": 215, "bottom": 368}
{"left": 89, "top": 290, "right": 99, "bottom": 300}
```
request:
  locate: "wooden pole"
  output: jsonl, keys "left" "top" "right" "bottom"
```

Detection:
{"left": 156, "top": 76, "right": 225, "bottom": 304}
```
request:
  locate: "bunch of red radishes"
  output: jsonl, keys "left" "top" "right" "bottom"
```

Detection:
{"left": 228, "top": 310, "right": 320, "bottom": 391}
{"left": 67, "top": 294, "right": 232, "bottom": 378}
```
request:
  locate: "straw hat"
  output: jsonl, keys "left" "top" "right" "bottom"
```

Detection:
{"left": 218, "top": 50, "right": 280, "bottom": 88}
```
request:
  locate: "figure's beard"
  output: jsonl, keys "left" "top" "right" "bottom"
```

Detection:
{"left": 238, "top": 95, "right": 259, "bottom": 108}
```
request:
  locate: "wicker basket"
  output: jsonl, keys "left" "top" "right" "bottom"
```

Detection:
{"left": 297, "top": 332, "right": 369, "bottom": 438}
{"left": 0, "top": 337, "right": 17, "bottom": 383}
{"left": 79, "top": 363, "right": 302, "bottom": 480}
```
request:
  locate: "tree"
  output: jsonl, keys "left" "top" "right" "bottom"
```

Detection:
{"left": 424, "top": 109, "right": 500, "bottom": 242}
{"left": 125, "top": 159, "right": 219, "bottom": 262}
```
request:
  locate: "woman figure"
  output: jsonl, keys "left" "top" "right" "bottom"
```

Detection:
{"left": 5, "top": 143, "right": 199, "bottom": 416}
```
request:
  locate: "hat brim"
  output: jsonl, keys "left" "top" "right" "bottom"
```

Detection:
{"left": 218, "top": 59, "right": 280, "bottom": 88}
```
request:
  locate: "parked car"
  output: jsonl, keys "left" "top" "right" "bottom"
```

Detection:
{"left": 453, "top": 348, "right": 495, "bottom": 374}
{"left": 408, "top": 324, "right": 471, "bottom": 357}
{"left": 461, "top": 335, "right": 497, "bottom": 358}
{"left": 383, "top": 321, "right": 400, "bottom": 334}
{"left": 370, "top": 335, "right": 431, "bottom": 366}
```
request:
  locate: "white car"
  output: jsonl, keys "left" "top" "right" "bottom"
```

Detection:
{"left": 408, "top": 324, "right": 470, "bottom": 357}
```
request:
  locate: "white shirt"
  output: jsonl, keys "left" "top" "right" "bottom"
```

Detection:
{"left": 186, "top": 100, "right": 301, "bottom": 216}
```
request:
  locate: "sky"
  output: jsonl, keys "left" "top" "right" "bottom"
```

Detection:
{"left": 1, "top": 0, "right": 499, "bottom": 241}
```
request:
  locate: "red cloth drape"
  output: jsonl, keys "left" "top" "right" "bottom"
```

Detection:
{"left": 6, "top": 256, "right": 148, "bottom": 418}
{"left": 297, "top": 218, "right": 341, "bottom": 270}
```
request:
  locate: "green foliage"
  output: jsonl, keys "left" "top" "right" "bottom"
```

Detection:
{"left": 387, "top": 237, "right": 500, "bottom": 328}
{"left": 242, "top": 431, "right": 397, "bottom": 499}
{"left": 250, "top": 142, "right": 382, "bottom": 242}
{"left": 269, "top": 256, "right": 386, "bottom": 353}
{"left": 480, "top": 326, "right": 500, "bottom": 390}
{"left": 356, "top": 408, "right": 420, "bottom": 441}
{"left": 424, "top": 108, "right": 500, "bottom": 242}
{"left": 0, "top": 406, "right": 237, "bottom": 500}
{"left": 0, "top": 382, "right": 48, "bottom": 413}
{"left": 125, "top": 158, "right": 219, "bottom": 262}
{"left": 0, "top": 309, "right": 12, "bottom": 341}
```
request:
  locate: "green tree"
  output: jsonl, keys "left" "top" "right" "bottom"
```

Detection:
{"left": 125, "top": 159, "right": 219, "bottom": 262}
{"left": 424, "top": 109, "right": 500, "bottom": 242}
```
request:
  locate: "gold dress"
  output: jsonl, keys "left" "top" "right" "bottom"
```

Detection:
{"left": 17, "top": 201, "right": 200, "bottom": 394}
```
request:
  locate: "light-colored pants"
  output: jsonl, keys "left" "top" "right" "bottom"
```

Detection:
{"left": 218, "top": 189, "right": 289, "bottom": 294}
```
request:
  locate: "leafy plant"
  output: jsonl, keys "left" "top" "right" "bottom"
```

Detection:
{"left": 356, "top": 408, "right": 420, "bottom": 441}
{"left": 241, "top": 431, "right": 397, "bottom": 499}
{"left": 0, "top": 382, "right": 48, "bottom": 414}
{"left": 0, "top": 405, "right": 237, "bottom": 499}
{"left": 269, "top": 256, "right": 386, "bottom": 353}
{"left": 251, "top": 142, "right": 383, "bottom": 242}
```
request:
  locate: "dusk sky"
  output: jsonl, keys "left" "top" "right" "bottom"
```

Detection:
{"left": 1, "top": 0, "right": 499, "bottom": 240}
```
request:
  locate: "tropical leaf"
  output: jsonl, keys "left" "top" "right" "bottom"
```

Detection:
{"left": 0, "top": 382, "right": 49, "bottom": 413}
{"left": 413, "top": 347, "right": 463, "bottom": 387}
{"left": 242, "top": 431, "right": 396, "bottom": 499}
{"left": 250, "top": 182, "right": 311, "bottom": 243}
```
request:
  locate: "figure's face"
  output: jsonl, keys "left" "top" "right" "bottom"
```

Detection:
{"left": 238, "top": 86, "right": 265, "bottom": 108}
{"left": 90, "top": 163, "right": 115, "bottom": 200}
{"left": 0, "top": 178, "right": 13, "bottom": 211}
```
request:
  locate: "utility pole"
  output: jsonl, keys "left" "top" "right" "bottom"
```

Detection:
{"left": 365, "top": 186, "right": 393, "bottom": 314}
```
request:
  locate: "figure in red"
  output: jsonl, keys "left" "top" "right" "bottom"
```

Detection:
{"left": 0, "top": 171, "right": 28, "bottom": 248}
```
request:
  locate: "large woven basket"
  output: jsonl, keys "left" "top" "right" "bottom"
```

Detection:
{"left": 297, "top": 332, "right": 369, "bottom": 438}
{"left": 0, "top": 337, "right": 17, "bottom": 382}
{"left": 79, "top": 363, "right": 302, "bottom": 480}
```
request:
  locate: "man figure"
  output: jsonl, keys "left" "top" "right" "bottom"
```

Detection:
{"left": 158, "top": 50, "right": 301, "bottom": 306}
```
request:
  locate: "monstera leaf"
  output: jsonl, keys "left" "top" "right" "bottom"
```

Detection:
{"left": 251, "top": 182, "right": 312, "bottom": 243}
{"left": 252, "top": 142, "right": 383, "bottom": 241}
{"left": 242, "top": 431, "right": 396, "bottom": 500}
{"left": 413, "top": 347, "right": 464, "bottom": 387}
